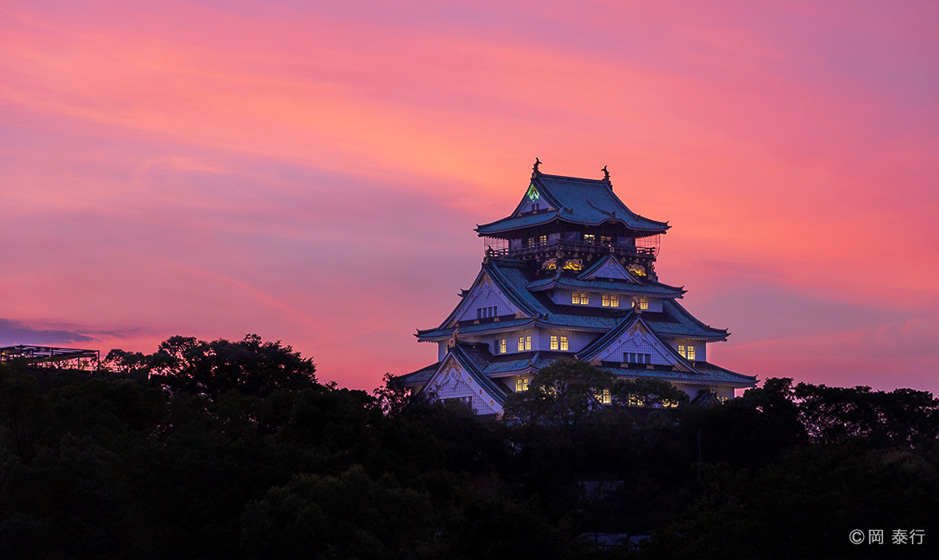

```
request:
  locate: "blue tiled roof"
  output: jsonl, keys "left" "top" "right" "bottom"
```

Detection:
{"left": 527, "top": 276, "right": 684, "bottom": 297}
{"left": 485, "top": 259, "right": 550, "bottom": 316}
{"left": 599, "top": 362, "right": 756, "bottom": 387}
{"left": 644, "top": 300, "right": 729, "bottom": 340}
{"left": 476, "top": 173, "right": 669, "bottom": 236}
{"left": 417, "top": 317, "right": 535, "bottom": 340}
{"left": 397, "top": 362, "right": 438, "bottom": 386}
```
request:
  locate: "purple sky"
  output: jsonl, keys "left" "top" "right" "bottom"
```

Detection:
{"left": 2, "top": 0, "right": 938, "bottom": 393}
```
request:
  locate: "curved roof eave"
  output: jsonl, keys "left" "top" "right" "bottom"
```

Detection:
{"left": 476, "top": 213, "right": 668, "bottom": 237}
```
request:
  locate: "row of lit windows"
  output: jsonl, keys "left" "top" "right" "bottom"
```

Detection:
{"left": 582, "top": 234, "right": 613, "bottom": 244}
{"left": 515, "top": 382, "right": 684, "bottom": 409}
{"left": 677, "top": 345, "right": 696, "bottom": 360}
{"left": 550, "top": 336, "right": 569, "bottom": 351}
{"left": 624, "top": 352, "right": 651, "bottom": 364}
{"left": 523, "top": 235, "right": 549, "bottom": 247}
{"left": 495, "top": 335, "right": 569, "bottom": 354}
{"left": 626, "top": 395, "right": 679, "bottom": 408}
{"left": 476, "top": 306, "right": 497, "bottom": 319}
{"left": 573, "top": 293, "right": 648, "bottom": 310}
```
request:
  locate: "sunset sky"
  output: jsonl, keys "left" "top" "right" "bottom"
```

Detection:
{"left": 2, "top": 0, "right": 937, "bottom": 394}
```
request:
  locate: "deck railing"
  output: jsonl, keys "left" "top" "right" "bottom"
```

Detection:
{"left": 485, "top": 239, "right": 657, "bottom": 259}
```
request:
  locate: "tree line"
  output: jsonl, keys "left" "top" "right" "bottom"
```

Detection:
{"left": 1, "top": 335, "right": 937, "bottom": 559}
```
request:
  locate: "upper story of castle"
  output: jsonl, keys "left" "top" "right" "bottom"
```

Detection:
{"left": 475, "top": 160, "right": 669, "bottom": 280}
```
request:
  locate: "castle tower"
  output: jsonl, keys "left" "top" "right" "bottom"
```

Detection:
{"left": 400, "top": 163, "right": 755, "bottom": 415}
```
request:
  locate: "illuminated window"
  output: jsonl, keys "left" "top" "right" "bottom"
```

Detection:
{"left": 628, "top": 394, "right": 645, "bottom": 407}
{"left": 678, "top": 345, "right": 686, "bottom": 358}
{"left": 602, "top": 294, "right": 619, "bottom": 307}
{"left": 600, "top": 235, "right": 612, "bottom": 244}
{"left": 583, "top": 234, "right": 596, "bottom": 243}
{"left": 632, "top": 297, "right": 649, "bottom": 310}
{"left": 497, "top": 339, "right": 506, "bottom": 354}
{"left": 663, "top": 399, "right": 679, "bottom": 408}
{"left": 516, "top": 377, "right": 529, "bottom": 392}
{"left": 687, "top": 346, "right": 695, "bottom": 360}
{"left": 595, "top": 388, "right": 611, "bottom": 405}
{"left": 549, "top": 335, "right": 569, "bottom": 351}
{"left": 518, "top": 335, "right": 531, "bottom": 351}
{"left": 572, "top": 292, "right": 589, "bottom": 305}
{"left": 538, "top": 235, "right": 547, "bottom": 244}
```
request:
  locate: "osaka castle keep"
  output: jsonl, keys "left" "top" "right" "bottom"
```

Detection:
{"left": 400, "top": 161, "right": 756, "bottom": 415}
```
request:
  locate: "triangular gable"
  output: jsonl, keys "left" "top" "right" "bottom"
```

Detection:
{"left": 423, "top": 352, "right": 504, "bottom": 415}
{"left": 511, "top": 179, "right": 559, "bottom": 217}
{"left": 578, "top": 255, "right": 639, "bottom": 283}
{"left": 578, "top": 316, "right": 696, "bottom": 373}
{"left": 447, "top": 271, "right": 530, "bottom": 325}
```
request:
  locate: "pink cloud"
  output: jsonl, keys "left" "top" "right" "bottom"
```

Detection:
{"left": 1, "top": 0, "right": 937, "bottom": 392}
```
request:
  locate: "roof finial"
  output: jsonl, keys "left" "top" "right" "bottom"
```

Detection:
{"left": 602, "top": 165, "right": 610, "bottom": 182}
{"left": 533, "top": 157, "right": 542, "bottom": 175}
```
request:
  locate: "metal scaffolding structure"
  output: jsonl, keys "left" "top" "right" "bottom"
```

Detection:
{"left": 0, "top": 345, "right": 100, "bottom": 369}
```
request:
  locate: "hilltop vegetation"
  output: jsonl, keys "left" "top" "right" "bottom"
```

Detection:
{"left": 1, "top": 336, "right": 937, "bottom": 559}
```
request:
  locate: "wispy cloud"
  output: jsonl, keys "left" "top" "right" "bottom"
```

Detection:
{"left": 1, "top": 0, "right": 937, "bottom": 391}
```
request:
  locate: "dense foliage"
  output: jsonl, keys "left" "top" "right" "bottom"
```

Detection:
{"left": 1, "top": 342, "right": 937, "bottom": 558}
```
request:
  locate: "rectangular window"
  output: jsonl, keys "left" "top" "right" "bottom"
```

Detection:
{"left": 518, "top": 336, "right": 531, "bottom": 351}
{"left": 600, "top": 235, "right": 612, "bottom": 244}
{"left": 687, "top": 345, "right": 695, "bottom": 361}
{"left": 572, "top": 292, "right": 589, "bottom": 305}
{"left": 477, "top": 306, "right": 497, "bottom": 319}
{"left": 538, "top": 235, "right": 547, "bottom": 245}
{"left": 595, "top": 388, "right": 611, "bottom": 405}
{"left": 602, "top": 294, "right": 619, "bottom": 307}
{"left": 550, "top": 335, "right": 559, "bottom": 350}
{"left": 583, "top": 234, "right": 596, "bottom": 243}
{"left": 624, "top": 352, "right": 651, "bottom": 364}
{"left": 525, "top": 335, "right": 531, "bottom": 350}
{"left": 678, "top": 345, "right": 686, "bottom": 358}
{"left": 496, "top": 339, "right": 506, "bottom": 354}
{"left": 516, "top": 377, "right": 529, "bottom": 392}
{"left": 560, "top": 336, "right": 568, "bottom": 351}
{"left": 633, "top": 297, "right": 649, "bottom": 310}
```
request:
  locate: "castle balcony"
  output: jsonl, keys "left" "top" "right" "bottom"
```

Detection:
{"left": 484, "top": 238, "right": 658, "bottom": 261}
